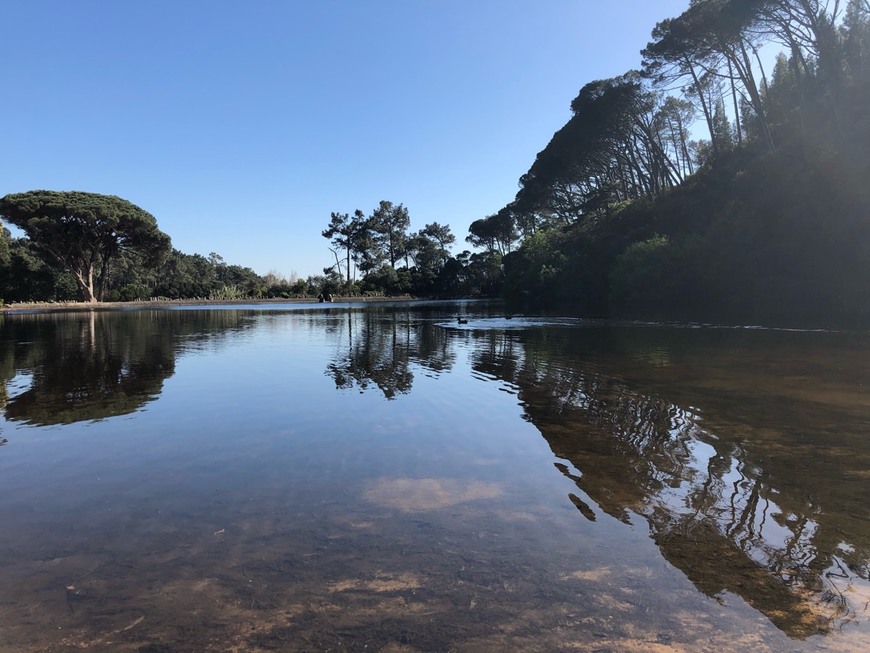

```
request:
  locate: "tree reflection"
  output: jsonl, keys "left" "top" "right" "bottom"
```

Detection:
{"left": 3, "top": 306, "right": 867, "bottom": 639}
{"left": 0, "top": 309, "right": 248, "bottom": 426}
{"left": 470, "top": 326, "right": 870, "bottom": 639}
{"left": 325, "top": 306, "right": 455, "bottom": 399}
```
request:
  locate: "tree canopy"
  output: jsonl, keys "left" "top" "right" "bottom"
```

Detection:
{"left": 464, "top": 0, "right": 870, "bottom": 324}
{"left": 0, "top": 190, "right": 171, "bottom": 303}
{"left": 318, "top": 201, "right": 499, "bottom": 298}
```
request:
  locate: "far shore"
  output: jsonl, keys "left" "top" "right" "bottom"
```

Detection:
{"left": 0, "top": 295, "right": 421, "bottom": 315}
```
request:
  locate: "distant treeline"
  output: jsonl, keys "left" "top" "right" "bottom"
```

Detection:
{"left": 0, "top": 231, "right": 305, "bottom": 305}
{"left": 317, "top": 200, "right": 502, "bottom": 300}
{"left": 0, "top": 194, "right": 502, "bottom": 304}
{"left": 478, "top": 0, "right": 870, "bottom": 324}
{"left": 4, "top": 1, "right": 869, "bottom": 320}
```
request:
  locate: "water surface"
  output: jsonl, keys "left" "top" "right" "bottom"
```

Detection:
{"left": 1, "top": 301, "right": 869, "bottom": 652}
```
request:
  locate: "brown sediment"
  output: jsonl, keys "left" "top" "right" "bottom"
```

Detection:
{"left": 3, "top": 501, "right": 867, "bottom": 653}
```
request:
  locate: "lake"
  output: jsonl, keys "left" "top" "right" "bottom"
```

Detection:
{"left": 1, "top": 300, "right": 869, "bottom": 652}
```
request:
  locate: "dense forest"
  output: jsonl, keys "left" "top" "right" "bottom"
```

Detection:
{"left": 493, "top": 0, "right": 870, "bottom": 324}
{"left": 2, "top": 0, "right": 868, "bottom": 324}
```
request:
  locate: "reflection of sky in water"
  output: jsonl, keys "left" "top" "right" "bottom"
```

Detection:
{"left": 1, "top": 305, "right": 869, "bottom": 651}
{"left": 570, "top": 379, "right": 870, "bottom": 628}
{"left": 657, "top": 433, "right": 820, "bottom": 573}
{"left": 5, "top": 372, "right": 33, "bottom": 399}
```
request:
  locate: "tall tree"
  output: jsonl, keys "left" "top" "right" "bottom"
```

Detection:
{"left": 655, "top": 96, "right": 697, "bottom": 180}
{"left": 842, "top": 0, "right": 870, "bottom": 73}
{"left": 513, "top": 74, "right": 681, "bottom": 228}
{"left": 420, "top": 222, "right": 455, "bottom": 264}
{"left": 467, "top": 211, "right": 518, "bottom": 256}
{"left": 643, "top": 11, "right": 723, "bottom": 153}
{"left": 370, "top": 200, "right": 410, "bottom": 268}
{"left": 0, "top": 190, "right": 170, "bottom": 303}
{"left": 406, "top": 222, "right": 456, "bottom": 283}
{"left": 643, "top": 1, "right": 775, "bottom": 151}
{"left": 350, "top": 218, "right": 384, "bottom": 278}
{"left": 0, "top": 224, "right": 10, "bottom": 270}
{"left": 323, "top": 209, "right": 367, "bottom": 287}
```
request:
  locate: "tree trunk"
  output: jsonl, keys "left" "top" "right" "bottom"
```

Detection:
{"left": 688, "top": 61, "right": 719, "bottom": 155}
{"left": 73, "top": 265, "right": 98, "bottom": 303}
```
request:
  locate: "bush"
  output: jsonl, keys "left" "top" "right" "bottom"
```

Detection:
{"left": 608, "top": 235, "right": 674, "bottom": 312}
{"left": 210, "top": 284, "right": 244, "bottom": 300}
{"left": 119, "top": 283, "right": 151, "bottom": 302}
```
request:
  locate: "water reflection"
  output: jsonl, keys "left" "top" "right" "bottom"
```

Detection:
{"left": 314, "top": 309, "right": 870, "bottom": 637}
{"left": 1, "top": 305, "right": 868, "bottom": 649}
{"left": 468, "top": 325, "right": 870, "bottom": 638}
{"left": 0, "top": 309, "right": 249, "bottom": 426}
{"left": 325, "top": 305, "right": 456, "bottom": 398}
{"left": 326, "top": 309, "right": 414, "bottom": 398}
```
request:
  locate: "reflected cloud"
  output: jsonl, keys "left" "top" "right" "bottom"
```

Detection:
{"left": 3, "top": 303, "right": 869, "bottom": 645}
{"left": 364, "top": 477, "right": 503, "bottom": 512}
{"left": 329, "top": 572, "right": 423, "bottom": 593}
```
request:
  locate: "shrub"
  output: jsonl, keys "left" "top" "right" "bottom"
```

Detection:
{"left": 119, "top": 283, "right": 150, "bottom": 302}
{"left": 608, "top": 235, "right": 674, "bottom": 311}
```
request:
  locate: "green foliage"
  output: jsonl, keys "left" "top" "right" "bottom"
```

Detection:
{"left": 0, "top": 234, "right": 275, "bottom": 304}
{"left": 119, "top": 283, "right": 151, "bottom": 302}
{"left": 501, "top": 226, "right": 624, "bottom": 313}
{"left": 150, "top": 249, "right": 266, "bottom": 300}
{"left": 0, "top": 225, "right": 10, "bottom": 268}
{"left": 370, "top": 201, "right": 410, "bottom": 268}
{"left": 321, "top": 202, "right": 472, "bottom": 298}
{"left": 466, "top": 211, "right": 518, "bottom": 255}
{"left": 607, "top": 235, "right": 706, "bottom": 317}
{"left": 0, "top": 190, "right": 171, "bottom": 302}
{"left": 54, "top": 273, "right": 80, "bottom": 301}
{"left": 0, "top": 238, "right": 64, "bottom": 302}
{"left": 475, "top": 0, "right": 870, "bottom": 324}
{"left": 210, "top": 284, "right": 244, "bottom": 300}
{"left": 264, "top": 276, "right": 306, "bottom": 299}
{"left": 306, "top": 269, "right": 343, "bottom": 297}
{"left": 323, "top": 209, "right": 368, "bottom": 289}
{"left": 361, "top": 265, "right": 401, "bottom": 295}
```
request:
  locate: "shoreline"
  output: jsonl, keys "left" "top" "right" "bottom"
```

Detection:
{"left": 0, "top": 295, "right": 419, "bottom": 315}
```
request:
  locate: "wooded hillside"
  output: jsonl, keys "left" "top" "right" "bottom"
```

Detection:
{"left": 492, "top": 0, "right": 870, "bottom": 324}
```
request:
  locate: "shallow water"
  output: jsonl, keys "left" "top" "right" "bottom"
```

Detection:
{"left": 1, "top": 301, "right": 869, "bottom": 652}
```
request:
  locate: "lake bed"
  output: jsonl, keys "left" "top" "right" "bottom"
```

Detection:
{"left": 1, "top": 301, "right": 869, "bottom": 652}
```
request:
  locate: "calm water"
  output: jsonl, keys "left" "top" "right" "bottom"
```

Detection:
{"left": 1, "top": 301, "right": 869, "bottom": 652}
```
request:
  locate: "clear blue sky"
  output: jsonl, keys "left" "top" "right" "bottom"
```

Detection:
{"left": 1, "top": 1, "right": 689, "bottom": 280}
